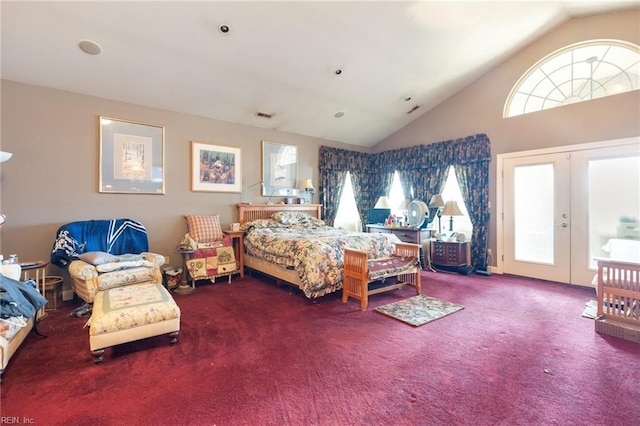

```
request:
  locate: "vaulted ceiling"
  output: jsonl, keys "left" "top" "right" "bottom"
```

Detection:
{"left": 2, "top": 1, "right": 637, "bottom": 147}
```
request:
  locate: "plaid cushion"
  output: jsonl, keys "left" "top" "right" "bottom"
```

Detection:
{"left": 185, "top": 214, "right": 223, "bottom": 243}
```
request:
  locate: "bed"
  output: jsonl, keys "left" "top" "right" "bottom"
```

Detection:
{"left": 238, "top": 204, "right": 405, "bottom": 298}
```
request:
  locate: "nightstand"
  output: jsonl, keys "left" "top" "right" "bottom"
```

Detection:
{"left": 224, "top": 230, "right": 244, "bottom": 278}
{"left": 431, "top": 240, "right": 471, "bottom": 270}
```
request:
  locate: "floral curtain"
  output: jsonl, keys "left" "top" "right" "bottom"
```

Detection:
{"left": 319, "top": 146, "right": 371, "bottom": 226}
{"left": 319, "top": 133, "right": 491, "bottom": 268}
{"left": 456, "top": 161, "right": 490, "bottom": 270}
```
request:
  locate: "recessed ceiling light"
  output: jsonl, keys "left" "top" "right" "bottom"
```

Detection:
{"left": 78, "top": 39, "right": 102, "bottom": 55}
{"left": 219, "top": 24, "right": 230, "bottom": 34}
{"left": 334, "top": 112, "right": 345, "bottom": 118}
{"left": 334, "top": 69, "right": 343, "bottom": 75}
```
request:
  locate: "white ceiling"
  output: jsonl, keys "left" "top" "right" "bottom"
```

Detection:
{"left": 1, "top": 1, "right": 637, "bottom": 147}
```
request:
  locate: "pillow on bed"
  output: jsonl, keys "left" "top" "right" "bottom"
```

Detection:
{"left": 271, "top": 212, "right": 327, "bottom": 228}
{"left": 185, "top": 214, "right": 223, "bottom": 243}
{"left": 271, "top": 211, "right": 314, "bottom": 225}
{"left": 78, "top": 251, "right": 118, "bottom": 265}
{"left": 298, "top": 216, "right": 326, "bottom": 228}
{"left": 241, "top": 218, "right": 285, "bottom": 231}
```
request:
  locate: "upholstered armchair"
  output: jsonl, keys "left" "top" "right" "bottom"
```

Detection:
{"left": 51, "top": 219, "right": 164, "bottom": 304}
{"left": 1, "top": 264, "right": 47, "bottom": 382}
{"left": 181, "top": 214, "right": 237, "bottom": 283}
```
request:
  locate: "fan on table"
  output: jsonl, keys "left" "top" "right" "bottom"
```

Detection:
{"left": 407, "top": 200, "right": 429, "bottom": 228}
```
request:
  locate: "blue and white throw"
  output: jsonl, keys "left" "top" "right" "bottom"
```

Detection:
{"left": 50, "top": 219, "right": 149, "bottom": 267}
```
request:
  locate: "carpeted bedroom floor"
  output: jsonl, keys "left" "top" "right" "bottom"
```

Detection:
{"left": 1, "top": 270, "right": 639, "bottom": 425}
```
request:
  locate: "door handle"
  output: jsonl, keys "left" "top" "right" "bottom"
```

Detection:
{"left": 561, "top": 223, "right": 568, "bottom": 228}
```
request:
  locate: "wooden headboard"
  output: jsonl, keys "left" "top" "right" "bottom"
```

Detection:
{"left": 237, "top": 203, "right": 322, "bottom": 224}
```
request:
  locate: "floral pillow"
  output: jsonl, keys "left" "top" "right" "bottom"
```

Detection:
{"left": 271, "top": 211, "right": 325, "bottom": 227}
{"left": 241, "top": 218, "right": 286, "bottom": 232}
{"left": 184, "top": 214, "right": 223, "bottom": 243}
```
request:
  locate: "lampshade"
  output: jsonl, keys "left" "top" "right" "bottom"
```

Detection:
{"left": 442, "top": 200, "right": 463, "bottom": 216}
{"left": 301, "top": 178, "right": 315, "bottom": 190}
{"left": 0, "top": 214, "right": 5, "bottom": 226}
{"left": 374, "top": 196, "right": 391, "bottom": 208}
{"left": 428, "top": 194, "right": 445, "bottom": 208}
{"left": 0, "top": 151, "right": 13, "bottom": 163}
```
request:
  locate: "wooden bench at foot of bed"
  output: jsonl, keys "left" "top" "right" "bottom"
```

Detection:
{"left": 342, "top": 243, "right": 421, "bottom": 311}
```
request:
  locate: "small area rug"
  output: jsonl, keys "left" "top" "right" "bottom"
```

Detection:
{"left": 582, "top": 299, "right": 599, "bottom": 319}
{"left": 375, "top": 294, "right": 464, "bottom": 326}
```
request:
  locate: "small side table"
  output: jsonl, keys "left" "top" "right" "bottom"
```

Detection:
{"left": 224, "top": 230, "right": 244, "bottom": 278}
{"left": 173, "top": 249, "right": 195, "bottom": 295}
{"left": 20, "top": 260, "right": 49, "bottom": 319}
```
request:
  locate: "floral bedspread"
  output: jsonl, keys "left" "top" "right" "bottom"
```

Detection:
{"left": 243, "top": 215, "right": 401, "bottom": 298}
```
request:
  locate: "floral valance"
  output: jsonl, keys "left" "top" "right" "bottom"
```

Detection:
{"left": 319, "top": 133, "right": 491, "bottom": 173}
{"left": 319, "top": 146, "right": 371, "bottom": 172}
{"left": 370, "top": 133, "right": 491, "bottom": 172}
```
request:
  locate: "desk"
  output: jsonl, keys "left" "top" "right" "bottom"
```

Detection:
{"left": 20, "top": 260, "right": 49, "bottom": 319}
{"left": 366, "top": 224, "right": 429, "bottom": 244}
{"left": 224, "top": 230, "right": 244, "bottom": 278}
{"left": 366, "top": 224, "right": 430, "bottom": 268}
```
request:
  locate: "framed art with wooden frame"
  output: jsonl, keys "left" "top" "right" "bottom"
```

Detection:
{"left": 261, "top": 141, "right": 297, "bottom": 196}
{"left": 191, "top": 141, "right": 242, "bottom": 193}
{"left": 99, "top": 116, "right": 165, "bottom": 194}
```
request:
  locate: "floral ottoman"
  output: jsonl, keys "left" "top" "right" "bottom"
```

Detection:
{"left": 89, "top": 283, "right": 180, "bottom": 363}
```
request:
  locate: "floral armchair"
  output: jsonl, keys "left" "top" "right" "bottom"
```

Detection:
{"left": 181, "top": 214, "right": 236, "bottom": 284}
{"left": 51, "top": 218, "right": 164, "bottom": 304}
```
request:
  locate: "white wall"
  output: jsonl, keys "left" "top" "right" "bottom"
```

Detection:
{"left": 0, "top": 81, "right": 367, "bottom": 294}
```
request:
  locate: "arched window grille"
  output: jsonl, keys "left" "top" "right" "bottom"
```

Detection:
{"left": 504, "top": 39, "right": 640, "bottom": 118}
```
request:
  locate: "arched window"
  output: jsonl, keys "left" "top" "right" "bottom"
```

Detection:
{"left": 504, "top": 39, "right": 640, "bottom": 117}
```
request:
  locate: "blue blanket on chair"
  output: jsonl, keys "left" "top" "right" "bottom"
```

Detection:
{"left": 50, "top": 219, "right": 149, "bottom": 267}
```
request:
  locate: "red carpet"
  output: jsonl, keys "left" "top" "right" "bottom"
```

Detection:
{"left": 1, "top": 271, "right": 639, "bottom": 425}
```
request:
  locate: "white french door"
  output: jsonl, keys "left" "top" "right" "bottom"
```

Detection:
{"left": 503, "top": 153, "right": 571, "bottom": 283}
{"left": 500, "top": 138, "right": 640, "bottom": 287}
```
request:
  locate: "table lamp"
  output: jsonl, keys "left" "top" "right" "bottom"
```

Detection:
{"left": 242, "top": 180, "right": 265, "bottom": 204}
{"left": 442, "top": 200, "right": 463, "bottom": 232}
{"left": 374, "top": 196, "right": 391, "bottom": 208}
{"left": 301, "top": 178, "right": 316, "bottom": 203}
{"left": 428, "top": 194, "right": 445, "bottom": 232}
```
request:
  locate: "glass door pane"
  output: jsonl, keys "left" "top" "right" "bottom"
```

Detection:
{"left": 514, "top": 163, "right": 555, "bottom": 264}
{"left": 588, "top": 156, "right": 640, "bottom": 267}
